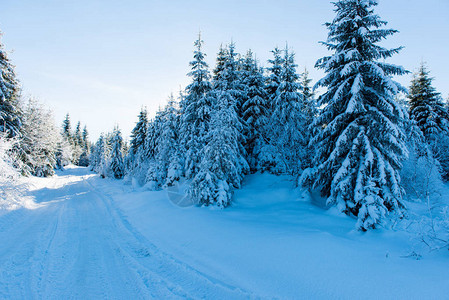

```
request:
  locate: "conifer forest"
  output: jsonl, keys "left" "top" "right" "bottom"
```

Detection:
{"left": 1, "top": 0, "right": 448, "bottom": 298}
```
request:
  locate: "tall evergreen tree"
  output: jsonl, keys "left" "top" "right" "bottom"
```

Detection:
{"left": 144, "top": 114, "right": 162, "bottom": 161}
{"left": 93, "top": 133, "right": 111, "bottom": 178}
{"left": 181, "top": 34, "right": 214, "bottom": 179}
{"left": 213, "top": 44, "right": 228, "bottom": 81}
{"left": 78, "top": 125, "right": 90, "bottom": 167}
{"left": 147, "top": 95, "right": 182, "bottom": 187}
{"left": 300, "top": 68, "right": 318, "bottom": 123}
{"left": 190, "top": 89, "right": 249, "bottom": 207}
{"left": 0, "top": 32, "right": 22, "bottom": 138}
{"left": 189, "top": 42, "right": 249, "bottom": 207}
{"left": 75, "top": 122, "right": 82, "bottom": 146}
{"left": 299, "top": 68, "right": 318, "bottom": 169}
{"left": 408, "top": 63, "right": 448, "bottom": 141}
{"left": 265, "top": 47, "right": 284, "bottom": 111}
{"left": 408, "top": 63, "right": 449, "bottom": 181}
{"left": 240, "top": 50, "right": 269, "bottom": 171}
{"left": 109, "top": 127, "right": 125, "bottom": 179}
{"left": 130, "top": 107, "right": 148, "bottom": 156}
{"left": 62, "top": 113, "right": 72, "bottom": 141}
{"left": 269, "top": 46, "right": 307, "bottom": 174}
{"left": 302, "top": 0, "right": 408, "bottom": 230}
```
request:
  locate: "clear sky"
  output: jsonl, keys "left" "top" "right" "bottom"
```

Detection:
{"left": 1, "top": 0, "right": 448, "bottom": 140}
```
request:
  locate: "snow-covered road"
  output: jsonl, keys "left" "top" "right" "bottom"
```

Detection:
{"left": 1, "top": 167, "right": 449, "bottom": 299}
{"left": 0, "top": 168, "right": 252, "bottom": 299}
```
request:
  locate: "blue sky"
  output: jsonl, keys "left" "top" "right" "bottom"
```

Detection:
{"left": 1, "top": 0, "right": 448, "bottom": 140}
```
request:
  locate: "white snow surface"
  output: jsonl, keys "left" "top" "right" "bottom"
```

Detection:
{"left": 0, "top": 166, "right": 448, "bottom": 299}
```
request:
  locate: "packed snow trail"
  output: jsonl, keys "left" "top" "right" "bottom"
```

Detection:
{"left": 0, "top": 167, "right": 253, "bottom": 299}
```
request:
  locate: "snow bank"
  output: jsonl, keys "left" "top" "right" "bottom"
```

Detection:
{"left": 96, "top": 172, "right": 449, "bottom": 299}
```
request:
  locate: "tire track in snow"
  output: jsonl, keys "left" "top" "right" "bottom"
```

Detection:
{"left": 0, "top": 169, "right": 259, "bottom": 299}
{"left": 0, "top": 204, "right": 60, "bottom": 299}
{"left": 85, "top": 178, "right": 258, "bottom": 300}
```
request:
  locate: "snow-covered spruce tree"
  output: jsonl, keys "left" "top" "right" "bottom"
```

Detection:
{"left": 61, "top": 113, "right": 72, "bottom": 142}
{"left": 240, "top": 50, "right": 269, "bottom": 171}
{"left": 265, "top": 47, "right": 284, "bottom": 108}
{"left": 301, "top": 0, "right": 408, "bottom": 230}
{"left": 180, "top": 34, "right": 214, "bottom": 179}
{"left": 55, "top": 137, "right": 72, "bottom": 170}
{"left": 212, "top": 42, "right": 247, "bottom": 158}
{"left": 74, "top": 122, "right": 83, "bottom": 147}
{"left": 262, "top": 47, "right": 307, "bottom": 175}
{"left": 300, "top": 68, "right": 318, "bottom": 170}
{"left": 143, "top": 115, "right": 162, "bottom": 161}
{"left": 408, "top": 63, "right": 448, "bottom": 141}
{"left": 190, "top": 90, "right": 249, "bottom": 207}
{"left": 129, "top": 107, "right": 148, "bottom": 156}
{"left": 213, "top": 45, "right": 228, "bottom": 82}
{"left": 91, "top": 133, "right": 110, "bottom": 178}
{"left": 0, "top": 32, "right": 22, "bottom": 139}
{"left": 21, "top": 98, "right": 59, "bottom": 177}
{"left": 146, "top": 95, "right": 183, "bottom": 187}
{"left": 257, "top": 47, "right": 285, "bottom": 172}
{"left": 300, "top": 68, "right": 318, "bottom": 124}
{"left": 407, "top": 63, "right": 449, "bottom": 180}
{"left": 190, "top": 42, "right": 249, "bottom": 207}
{"left": 89, "top": 134, "right": 101, "bottom": 171}
{"left": 82, "top": 126, "right": 90, "bottom": 151}
{"left": 60, "top": 113, "right": 75, "bottom": 164}
{"left": 126, "top": 107, "right": 148, "bottom": 176}
{"left": 109, "top": 127, "right": 125, "bottom": 179}
{"left": 78, "top": 125, "right": 90, "bottom": 167}
{"left": 71, "top": 121, "right": 83, "bottom": 165}
{"left": 134, "top": 110, "right": 163, "bottom": 186}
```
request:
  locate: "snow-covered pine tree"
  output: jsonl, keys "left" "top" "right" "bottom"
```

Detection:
{"left": 212, "top": 42, "right": 247, "bottom": 159}
{"left": 91, "top": 133, "right": 110, "bottom": 178}
{"left": 300, "top": 68, "right": 318, "bottom": 170}
{"left": 213, "top": 44, "right": 228, "bottom": 81}
{"left": 0, "top": 31, "right": 22, "bottom": 139}
{"left": 143, "top": 117, "right": 160, "bottom": 161}
{"left": 407, "top": 63, "right": 449, "bottom": 180}
{"left": 71, "top": 121, "right": 83, "bottom": 165}
{"left": 109, "top": 127, "right": 125, "bottom": 179}
{"left": 78, "top": 125, "right": 90, "bottom": 167}
{"left": 300, "top": 68, "right": 318, "bottom": 124}
{"left": 265, "top": 47, "right": 284, "bottom": 111}
{"left": 240, "top": 50, "right": 269, "bottom": 171}
{"left": 21, "top": 98, "right": 59, "bottom": 177}
{"left": 89, "top": 134, "right": 102, "bottom": 171}
{"left": 257, "top": 47, "right": 286, "bottom": 172}
{"left": 146, "top": 95, "right": 182, "bottom": 187}
{"left": 75, "top": 122, "right": 83, "bottom": 146}
{"left": 261, "top": 46, "right": 307, "bottom": 175}
{"left": 181, "top": 34, "right": 214, "bottom": 179}
{"left": 302, "top": 0, "right": 409, "bottom": 230}
{"left": 129, "top": 107, "right": 148, "bottom": 156}
{"left": 55, "top": 136, "right": 72, "bottom": 170}
{"left": 408, "top": 63, "right": 448, "bottom": 141}
{"left": 190, "top": 89, "right": 249, "bottom": 207}
{"left": 190, "top": 42, "right": 249, "bottom": 207}
{"left": 62, "top": 113, "right": 72, "bottom": 142}
{"left": 126, "top": 107, "right": 148, "bottom": 175}
{"left": 82, "top": 125, "right": 90, "bottom": 151}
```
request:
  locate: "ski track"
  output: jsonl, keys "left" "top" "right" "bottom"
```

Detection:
{"left": 0, "top": 169, "right": 257, "bottom": 299}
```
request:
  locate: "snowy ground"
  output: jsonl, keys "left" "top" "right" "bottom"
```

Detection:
{"left": 0, "top": 166, "right": 448, "bottom": 299}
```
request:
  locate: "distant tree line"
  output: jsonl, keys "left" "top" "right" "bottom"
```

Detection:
{"left": 0, "top": 34, "right": 91, "bottom": 177}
